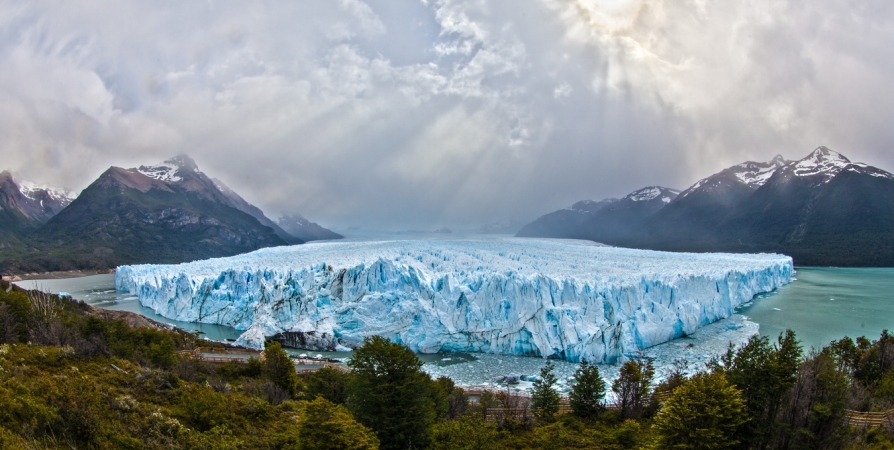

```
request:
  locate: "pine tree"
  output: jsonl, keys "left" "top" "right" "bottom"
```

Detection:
{"left": 530, "top": 360, "right": 561, "bottom": 421}
{"left": 569, "top": 359, "right": 606, "bottom": 419}
{"left": 652, "top": 371, "right": 748, "bottom": 450}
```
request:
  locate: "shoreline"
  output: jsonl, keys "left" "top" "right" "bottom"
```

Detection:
{"left": 1, "top": 268, "right": 115, "bottom": 282}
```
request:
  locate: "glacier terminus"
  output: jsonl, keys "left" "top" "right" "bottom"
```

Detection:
{"left": 115, "top": 238, "right": 793, "bottom": 363}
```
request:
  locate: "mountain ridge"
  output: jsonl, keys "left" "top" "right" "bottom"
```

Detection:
{"left": 517, "top": 147, "right": 894, "bottom": 266}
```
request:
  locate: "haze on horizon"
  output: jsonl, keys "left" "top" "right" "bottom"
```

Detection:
{"left": 2, "top": 0, "right": 893, "bottom": 230}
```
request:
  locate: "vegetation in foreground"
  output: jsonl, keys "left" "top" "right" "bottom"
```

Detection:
{"left": 3, "top": 281, "right": 894, "bottom": 449}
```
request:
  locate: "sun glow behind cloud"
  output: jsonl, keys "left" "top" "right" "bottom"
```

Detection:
{"left": 0, "top": 0, "right": 892, "bottom": 229}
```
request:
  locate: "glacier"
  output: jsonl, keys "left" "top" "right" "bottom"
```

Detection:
{"left": 115, "top": 238, "right": 793, "bottom": 363}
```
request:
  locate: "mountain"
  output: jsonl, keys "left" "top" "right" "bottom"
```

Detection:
{"left": 711, "top": 147, "right": 894, "bottom": 265}
{"left": 516, "top": 199, "right": 617, "bottom": 238}
{"left": 517, "top": 146, "right": 894, "bottom": 266}
{"left": 0, "top": 171, "right": 75, "bottom": 247}
{"left": 9, "top": 156, "right": 290, "bottom": 271}
{"left": 212, "top": 179, "right": 305, "bottom": 244}
{"left": 277, "top": 214, "right": 343, "bottom": 242}
{"left": 577, "top": 186, "right": 680, "bottom": 243}
{"left": 640, "top": 155, "right": 791, "bottom": 247}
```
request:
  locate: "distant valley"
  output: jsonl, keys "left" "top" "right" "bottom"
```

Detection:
{"left": 0, "top": 156, "right": 341, "bottom": 274}
{"left": 518, "top": 147, "right": 894, "bottom": 266}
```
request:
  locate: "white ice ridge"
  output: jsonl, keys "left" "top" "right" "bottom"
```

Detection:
{"left": 115, "top": 238, "right": 793, "bottom": 363}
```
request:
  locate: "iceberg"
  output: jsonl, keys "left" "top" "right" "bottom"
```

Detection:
{"left": 115, "top": 238, "right": 793, "bottom": 363}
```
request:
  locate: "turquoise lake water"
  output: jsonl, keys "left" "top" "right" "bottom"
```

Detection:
{"left": 15, "top": 266, "right": 894, "bottom": 368}
{"left": 738, "top": 267, "right": 894, "bottom": 350}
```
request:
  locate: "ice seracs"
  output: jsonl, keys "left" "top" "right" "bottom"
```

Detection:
{"left": 116, "top": 238, "right": 793, "bottom": 363}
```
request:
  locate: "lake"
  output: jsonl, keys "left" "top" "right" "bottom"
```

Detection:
{"left": 14, "top": 266, "right": 894, "bottom": 388}
{"left": 737, "top": 267, "right": 894, "bottom": 350}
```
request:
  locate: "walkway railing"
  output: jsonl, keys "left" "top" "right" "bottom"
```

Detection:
{"left": 844, "top": 409, "right": 894, "bottom": 428}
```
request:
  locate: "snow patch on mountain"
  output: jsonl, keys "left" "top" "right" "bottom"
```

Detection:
{"left": 733, "top": 155, "right": 790, "bottom": 188}
{"left": 678, "top": 155, "right": 790, "bottom": 200}
{"left": 792, "top": 147, "right": 851, "bottom": 181}
{"left": 847, "top": 163, "right": 894, "bottom": 180}
{"left": 564, "top": 199, "right": 618, "bottom": 213}
{"left": 627, "top": 187, "right": 679, "bottom": 203}
{"left": 138, "top": 162, "right": 182, "bottom": 183}
{"left": 137, "top": 155, "right": 201, "bottom": 183}
{"left": 17, "top": 179, "right": 76, "bottom": 204}
{"left": 116, "top": 238, "right": 792, "bottom": 363}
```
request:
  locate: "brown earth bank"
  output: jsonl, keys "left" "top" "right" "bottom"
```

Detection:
{"left": 1, "top": 268, "right": 115, "bottom": 282}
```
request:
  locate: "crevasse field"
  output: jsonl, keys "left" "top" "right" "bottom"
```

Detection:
{"left": 116, "top": 238, "right": 793, "bottom": 363}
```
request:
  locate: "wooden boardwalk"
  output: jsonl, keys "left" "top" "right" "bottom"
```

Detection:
{"left": 844, "top": 409, "right": 894, "bottom": 428}
{"left": 466, "top": 384, "right": 894, "bottom": 428}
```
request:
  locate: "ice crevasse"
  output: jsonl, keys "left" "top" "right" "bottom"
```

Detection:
{"left": 115, "top": 238, "right": 793, "bottom": 363}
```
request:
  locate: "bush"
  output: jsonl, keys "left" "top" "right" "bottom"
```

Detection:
{"left": 651, "top": 372, "right": 748, "bottom": 450}
{"left": 298, "top": 398, "right": 380, "bottom": 450}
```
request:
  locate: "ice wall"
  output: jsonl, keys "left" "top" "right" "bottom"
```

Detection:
{"left": 116, "top": 238, "right": 793, "bottom": 363}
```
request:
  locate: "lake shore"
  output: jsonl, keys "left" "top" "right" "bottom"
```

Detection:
{"left": 1, "top": 268, "right": 115, "bottom": 282}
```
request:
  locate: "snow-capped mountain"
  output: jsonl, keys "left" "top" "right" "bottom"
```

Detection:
{"left": 678, "top": 154, "right": 790, "bottom": 200}
{"left": 517, "top": 146, "right": 894, "bottom": 266}
{"left": 624, "top": 186, "right": 679, "bottom": 204}
{"left": 0, "top": 171, "right": 76, "bottom": 247}
{"left": 15, "top": 156, "right": 291, "bottom": 271}
{"left": 17, "top": 179, "right": 77, "bottom": 210}
{"left": 788, "top": 146, "right": 852, "bottom": 181}
{"left": 518, "top": 187, "right": 678, "bottom": 243}
{"left": 646, "top": 155, "right": 792, "bottom": 246}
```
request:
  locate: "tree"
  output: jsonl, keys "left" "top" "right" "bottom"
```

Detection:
{"left": 774, "top": 350, "right": 849, "bottom": 450}
{"left": 652, "top": 371, "right": 748, "bottom": 450}
{"left": 717, "top": 330, "right": 801, "bottom": 449}
{"left": 430, "top": 415, "right": 499, "bottom": 450}
{"left": 305, "top": 367, "right": 352, "bottom": 405}
{"left": 263, "top": 340, "right": 301, "bottom": 398}
{"left": 298, "top": 397, "right": 380, "bottom": 450}
{"left": 531, "top": 360, "right": 561, "bottom": 421}
{"left": 569, "top": 359, "right": 606, "bottom": 419}
{"left": 612, "top": 359, "right": 654, "bottom": 419}
{"left": 347, "top": 336, "right": 436, "bottom": 450}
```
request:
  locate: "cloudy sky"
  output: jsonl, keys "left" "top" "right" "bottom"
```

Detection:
{"left": 2, "top": 0, "right": 893, "bottom": 230}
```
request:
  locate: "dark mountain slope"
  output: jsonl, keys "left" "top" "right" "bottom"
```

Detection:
{"left": 212, "top": 178, "right": 305, "bottom": 244}
{"left": 0, "top": 171, "right": 75, "bottom": 248}
{"left": 578, "top": 186, "right": 679, "bottom": 244}
{"left": 515, "top": 199, "right": 617, "bottom": 239}
{"left": 4, "top": 161, "right": 288, "bottom": 272}
{"left": 277, "top": 214, "right": 343, "bottom": 242}
{"left": 640, "top": 156, "right": 790, "bottom": 248}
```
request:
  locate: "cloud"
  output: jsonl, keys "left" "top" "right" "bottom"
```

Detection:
{"left": 0, "top": 0, "right": 892, "bottom": 229}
